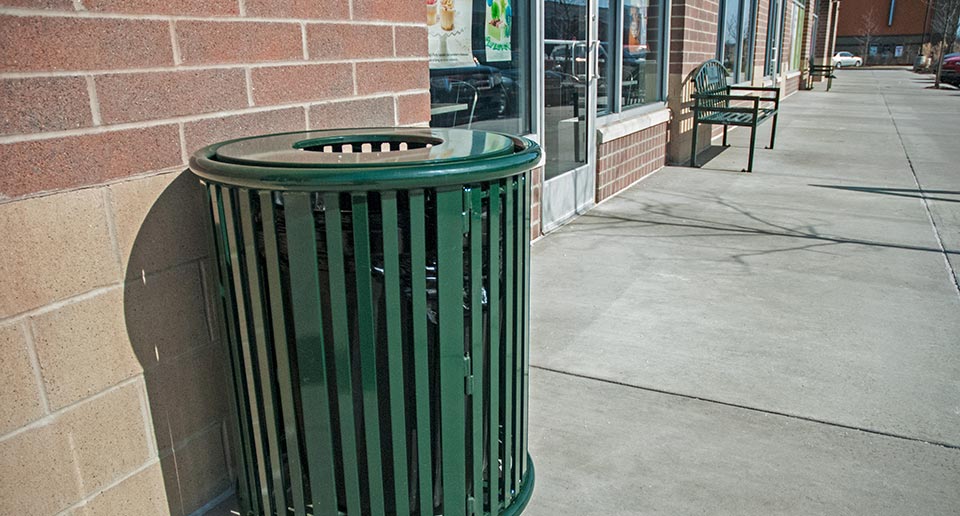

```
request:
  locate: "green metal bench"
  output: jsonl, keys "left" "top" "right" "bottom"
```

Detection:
{"left": 690, "top": 59, "right": 780, "bottom": 173}
{"left": 807, "top": 63, "right": 836, "bottom": 91}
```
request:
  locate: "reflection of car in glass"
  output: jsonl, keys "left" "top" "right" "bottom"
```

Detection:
{"left": 832, "top": 51, "right": 862, "bottom": 68}
{"left": 475, "top": 50, "right": 522, "bottom": 118}
{"left": 544, "top": 40, "right": 647, "bottom": 107}
{"left": 429, "top": 64, "right": 509, "bottom": 126}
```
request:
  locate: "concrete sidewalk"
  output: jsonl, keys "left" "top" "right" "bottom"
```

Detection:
{"left": 526, "top": 70, "right": 960, "bottom": 514}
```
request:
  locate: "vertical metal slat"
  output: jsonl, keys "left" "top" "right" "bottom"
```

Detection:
{"left": 238, "top": 189, "right": 288, "bottom": 515}
{"left": 512, "top": 178, "right": 524, "bottom": 492}
{"left": 487, "top": 183, "right": 502, "bottom": 516}
{"left": 502, "top": 180, "right": 515, "bottom": 503}
{"left": 259, "top": 191, "right": 307, "bottom": 516}
{"left": 520, "top": 174, "right": 532, "bottom": 482}
{"left": 208, "top": 185, "right": 257, "bottom": 512}
{"left": 381, "top": 191, "right": 411, "bottom": 516}
{"left": 284, "top": 192, "right": 339, "bottom": 516}
{"left": 352, "top": 192, "right": 387, "bottom": 515}
{"left": 409, "top": 189, "right": 434, "bottom": 516}
{"left": 323, "top": 193, "right": 363, "bottom": 516}
{"left": 436, "top": 187, "right": 466, "bottom": 516}
{"left": 469, "top": 187, "right": 484, "bottom": 516}
{"left": 222, "top": 187, "right": 273, "bottom": 516}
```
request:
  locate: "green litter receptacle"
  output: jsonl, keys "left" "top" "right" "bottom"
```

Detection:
{"left": 189, "top": 128, "right": 541, "bottom": 516}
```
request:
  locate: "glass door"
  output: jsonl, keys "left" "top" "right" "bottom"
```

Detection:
{"left": 542, "top": 0, "right": 599, "bottom": 232}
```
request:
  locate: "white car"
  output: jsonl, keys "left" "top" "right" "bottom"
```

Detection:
{"left": 832, "top": 51, "right": 862, "bottom": 68}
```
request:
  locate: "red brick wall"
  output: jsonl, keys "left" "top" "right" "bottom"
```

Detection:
{"left": 815, "top": 0, "right": 839, "bottom": 65}
{"left": 755, "top": 0, "right": 769, "bottom": 77}
{"left": 597, "top": 122, "right": 667, "bottom": 202}
{"left": 667, "top": 0, "right": 720, "bottom": 164}
{"left": 669, "top": 0, "right": 721, "bottom": 77}
{"left": 836, "top": 0, "right": 929, "bottom": 37}
{"left": 784, "top": 72, "right": 801, "bottom": 95}
{"left": 0, "top": 2, "right": 429, "bottom": 201}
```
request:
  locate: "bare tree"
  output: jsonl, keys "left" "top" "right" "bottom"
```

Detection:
{"left": 855, "top": 7, "right": 882, "bottom": 64}
{"left": 924, "top": 0, "right": 960, "bottom": 87}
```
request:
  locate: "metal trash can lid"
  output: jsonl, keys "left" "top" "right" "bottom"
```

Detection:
{"left": 189, "top": 127, "right": 541, "bottom": 191}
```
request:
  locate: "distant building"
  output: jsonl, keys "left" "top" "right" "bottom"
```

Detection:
{"left": 835, "top": 0, "right": 932, "bottom": 64}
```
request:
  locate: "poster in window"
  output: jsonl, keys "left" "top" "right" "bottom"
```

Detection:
{"left": 428, "top": 0, "right": 474, "bottom": 68}
{"left": 625, "top": 0, "right": 648, "bottom": 54}
{"left": 895, "top": 45, "right": 904, "bottom": 57}
{"left": 485, "top": 0, "right": 513, "bottom": 62}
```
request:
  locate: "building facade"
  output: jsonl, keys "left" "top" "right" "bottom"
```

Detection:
{"left": 835, "top": 0, "right": 933, "bottom": 65}
{"left": 0, "top": 0, "right": 821, "bottom": 514}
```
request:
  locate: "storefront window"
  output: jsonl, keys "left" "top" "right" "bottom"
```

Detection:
{"left": 718, "top": 0, "right": 756, "bottom": 83}
{"left": 621, "top": 0, "right": 662, "bottom": 109}
{"left": 427, "top": 0, "right": 531, "bottom": 135}
{"left": 764, "top": 0, "right": 785, "bottom": 76}
{"left": 790, "top": 1, "right": 805, "bottom": 71}
{"left": 598, "top": 1, "right": 613, "bottom": 115}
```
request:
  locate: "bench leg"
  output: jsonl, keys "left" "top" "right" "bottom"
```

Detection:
{"left": 827, "top": 75, "right": 833, "bottom": 91}
{"left": 690, "top": 119, "right": 699, "bottom": 167}
{"left": 722, "top": 125, "right": 729, "bottom": 147}
{"left": 766, "top": 114, "right": 778, "bottom": 150}
{"left": 744, "top": 124, "right": 757, "bottom": 173}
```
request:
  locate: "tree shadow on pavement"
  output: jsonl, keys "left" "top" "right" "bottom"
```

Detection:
{"left": 557, "top": 189, "right": 958, "bottom": 270}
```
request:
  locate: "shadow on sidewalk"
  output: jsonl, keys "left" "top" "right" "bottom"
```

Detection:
{"left": 810, "top": 184, "right": 960, "bottom": 203}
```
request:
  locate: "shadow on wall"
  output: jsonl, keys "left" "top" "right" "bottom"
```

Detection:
{"left": 666, "top": 65, "right": 713, "bottom": 165}
{"left": 122, "top": 171, "right": 236, "bottom": 516}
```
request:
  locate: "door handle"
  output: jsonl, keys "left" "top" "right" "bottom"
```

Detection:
{"left": 589, "top": 40, "right": 600, "bottom": 83}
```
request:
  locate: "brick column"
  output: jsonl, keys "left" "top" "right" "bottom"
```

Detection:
{"left": 666, "top": 0, "right": 721, "bottom": 165}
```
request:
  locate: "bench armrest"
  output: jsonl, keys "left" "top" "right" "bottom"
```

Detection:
{"left": 729, "top": 86, "right": 779, "bottom": 93}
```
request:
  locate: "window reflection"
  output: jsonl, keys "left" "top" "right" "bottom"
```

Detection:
{"left": 622, "top": 0, "right": 661, "bottom": 108}
{"left": 722, "top": 0, "right": 740, "bottom": 73}
{"left": 717, "top": 0, "right": 755, "bottom": 83}
{"left": 543, "top": 0, "right": 588, "bottom": 180}
{"left": 739, "top": 0, "right": 754, "bottom": 79}
{"left": 428, "top": 0, "right": 530, "bottom": 135}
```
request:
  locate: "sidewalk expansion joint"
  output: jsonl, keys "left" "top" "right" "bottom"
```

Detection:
{"left": 875, "top": 72, "right": 960, "bottom": 302}
{"left": 532, "top": 365, "right": 960, "bottom": 452}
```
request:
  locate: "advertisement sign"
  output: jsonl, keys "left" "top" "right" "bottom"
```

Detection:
{"left": 485, "top": 0, "right": 513, "bottom": 62}
{"left": 427, "top": 0, "right": 474, "bottom": 68}
{"left": 895, "top": 45, "right": 904, "bottom": 57}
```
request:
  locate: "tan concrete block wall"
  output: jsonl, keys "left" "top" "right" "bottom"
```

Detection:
{"left": 0, "top": 1, "right": 429, "bottom": 514}
{"left": 0, "top": 175, "right": 230, "bottom": 516}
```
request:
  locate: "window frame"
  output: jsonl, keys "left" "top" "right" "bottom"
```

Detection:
{"left": 717, "top": 0, "right": 759, "bottom": 84}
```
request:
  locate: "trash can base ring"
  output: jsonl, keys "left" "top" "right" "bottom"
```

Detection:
{"left": 501, "top": 454, "right": 536, "bottom": 516}
{"left": 234, "top": 455, "right": 535, "bottom": 516}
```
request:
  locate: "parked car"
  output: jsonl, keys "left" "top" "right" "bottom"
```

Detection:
{"left": 832, "top": 51, "right": 863, "bottom": 68}
{"left": 940, "top": 56, "right": 960, "bottom": 87}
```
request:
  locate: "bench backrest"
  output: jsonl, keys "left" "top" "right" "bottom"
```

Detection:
{"left": 691, "top": 59, "right": 731, "bottom": 112}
